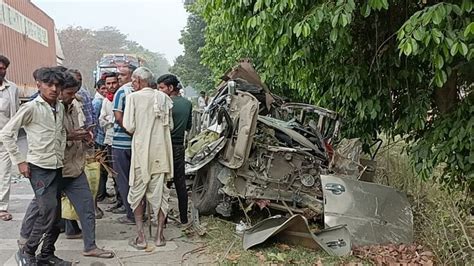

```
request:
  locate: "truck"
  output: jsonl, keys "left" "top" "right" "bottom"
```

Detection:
{"left": 93, "top": 53, "right": 142, "bottom": 82}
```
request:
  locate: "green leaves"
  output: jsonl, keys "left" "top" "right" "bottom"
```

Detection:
{"left": 397, "top": 2, "right": 471, "bottom": 90}
{"left": 459, "top": 42, "right": 468, "bottom": 56}
{"left": 367, "top": 0, "right": 389, "bottom": 11}
{"left": 432, "top": 6, "right": 444, "bottom": 25}
{"left": 434, "top": 54, "right": 444, "bottom": 69}
{"left": 464, "top": 22, "right": 474, "bottom": 37}
{"left": 450, "top": 42, "right": 459, "bottom": 56}
{"left": 332, "top": 13, "right": 339, "bottom": 28}
{"left": 403, "top": 41, "right": 413, "bottom": 56}
{"left": 293, "top": 22, "right": 311, "bottom": 38}
{"left": 293, "top": 22, "right": 302, "bottom": 37}
{"left": 361, "top": 3, "right": 371, "bottom": 17}
{"left": 434, "top": 69, "right": 447, "bottom": 87}
{"left": 253, "top": 0, "right": 263, "bottom": 12}
{"left": 247, "top": 16, "right": 258, "bottom": 28}
{"left": 198, "top": 0, "right": 473, "bottom": 188}
{"left": 330, "top": 28, "right": 338, "bottom": 42}
{"left": 413, "top": 28, "right": 425, "bottom": 41}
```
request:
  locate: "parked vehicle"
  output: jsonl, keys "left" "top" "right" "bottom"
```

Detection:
{"left": 93, "top": 53, "right": 142, "bottom": 82}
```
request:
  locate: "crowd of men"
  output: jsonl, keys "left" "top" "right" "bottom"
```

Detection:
{"left": 0, "top": 55, "right": 194, "bottom": 265}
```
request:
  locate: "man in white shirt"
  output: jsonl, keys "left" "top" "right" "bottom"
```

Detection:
{"left": 197, "top": 90, "right": 208, "bottom": 111}
{"left": 99, "top": 72, "right": 123, "bottom": 211}
{"left": 0, "top": 67, "right": 72, "bottom": 265}
{"left": 123, "top": 67, "right": 174, "bottom": 248}
{"left": 0, "top": 55, "right": 19, "bottom": 222}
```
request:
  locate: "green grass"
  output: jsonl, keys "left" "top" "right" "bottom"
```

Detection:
{"left": 374, "top": 137, "right": 473, "bottom": 265}
{"left": 200, "top": 216, "right": 366, "bottom": 265}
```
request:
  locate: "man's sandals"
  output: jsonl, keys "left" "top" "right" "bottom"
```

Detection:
{"left": 128, "top": 237, "right": 146, "bottom": 250}
{"left": 0, "top": 211, "right": 12, "bottom": 221}
{"left": 82, "top": 248, "right": 115, "bottom": 258}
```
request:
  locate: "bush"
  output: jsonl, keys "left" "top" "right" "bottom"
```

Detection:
{"left": 375, "top": 137, "right": 473, "bottom": 264}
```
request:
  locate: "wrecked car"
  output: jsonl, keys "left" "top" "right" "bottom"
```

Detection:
{"left": 185, "top": 61, "right": 413, "bottom": 250}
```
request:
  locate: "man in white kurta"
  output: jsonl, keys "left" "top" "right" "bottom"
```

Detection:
{"left": 0, "top": 55, "right": 19, "bottom": 222}
{"left": 123, "top": 67, "right": 174, "bottom": 248}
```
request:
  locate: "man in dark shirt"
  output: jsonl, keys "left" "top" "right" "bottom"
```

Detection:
{"left": 157, "top": 74, "right": 192, "bottom": 224}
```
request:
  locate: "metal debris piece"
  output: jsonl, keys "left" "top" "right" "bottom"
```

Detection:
{"left": 321, "top": 174, "right": 414, "bottom": 246}
{"left": 243, "top": 215, "right": 352, "bottom": 257}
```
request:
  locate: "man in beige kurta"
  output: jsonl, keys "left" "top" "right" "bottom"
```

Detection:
{"left": 0, "top": 55, "right": 19, "bottom": 221}
{"left": 123, "top": 67, "right": 174, "bottom": 248}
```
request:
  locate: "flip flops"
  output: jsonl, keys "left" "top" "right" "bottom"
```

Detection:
{"left": 0, "top": 211, "right": 12, "bottom": 221}
{"left": 105, "top": 204, "right": 120, "bottom": 212}
{"left": 117, "top": 216, "right": 136, "bottom": 225}
{"left": 82, "top": 248, "right": 115, "bottom": 258}
{"left": 128, "top": 237, "right": 146, "bottom": 250}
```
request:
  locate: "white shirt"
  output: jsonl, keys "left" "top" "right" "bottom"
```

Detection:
{"left": 0, "top": 79, "right": 19, "bottom": 130}
{"left": 99, "top": 98, "right": 114, "bottom": 145}
{"left": 0, "top": 95, "right": 66, "bottom": 169}
{"left": 198, "top": 96, "right": 207, "bottom": 110}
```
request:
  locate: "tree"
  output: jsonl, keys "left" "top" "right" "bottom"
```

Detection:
{"left": 195, "top": 0, "right": 473, "bottom": 187}
{"left": 170, "top": 13, "right": 214, "bottom": 92}
{"left": 59, "top": 26, "right": 170, "bottom": 89}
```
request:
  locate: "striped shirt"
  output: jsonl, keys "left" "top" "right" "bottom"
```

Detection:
{"left": 92, "top": 93, "right": 105, "bottom": 145}
{"left": 112, "top": 83, "right": 133, "bottom": 149}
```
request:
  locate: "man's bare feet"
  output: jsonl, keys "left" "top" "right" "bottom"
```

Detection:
{"left": 128, "top": 236, "right": 147, "bottom": 250}
{"left": 155, "top": 237, "right": 166, "bottom": 247}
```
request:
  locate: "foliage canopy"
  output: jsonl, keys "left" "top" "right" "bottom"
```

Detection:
{"left": 170, "top": 14, "right": 214, "bottom": 92}
{"left": 193, "top": 0, "right": 473, "bottom": 187}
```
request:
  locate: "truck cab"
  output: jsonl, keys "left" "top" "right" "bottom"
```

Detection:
{"left": 93, "top": 53, "right": 142, "bottom": 82}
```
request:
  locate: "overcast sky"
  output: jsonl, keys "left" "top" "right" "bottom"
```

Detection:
{"left": 32, "top": 0, "right": 189, "bottom": 64}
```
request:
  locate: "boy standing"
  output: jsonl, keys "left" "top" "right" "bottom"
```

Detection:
{"left": 0, "top": 68, "right": 71, "bottom": 265}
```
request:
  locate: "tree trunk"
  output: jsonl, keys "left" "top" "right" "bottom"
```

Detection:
{"left": 434, "top": 70, "right": 458, "bottom": 114}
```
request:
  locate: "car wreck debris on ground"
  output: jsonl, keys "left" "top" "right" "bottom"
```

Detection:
{"left": 185, "top": 60, "right": 414, "bottom": 256}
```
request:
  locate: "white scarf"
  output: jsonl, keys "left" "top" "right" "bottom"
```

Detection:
{"left": 153, "top": 90, "right": 173, "bottom": 128}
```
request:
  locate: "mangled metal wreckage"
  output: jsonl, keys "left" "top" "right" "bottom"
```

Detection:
{"left": 185, "top": 61, "right": 413, "bottom": 256}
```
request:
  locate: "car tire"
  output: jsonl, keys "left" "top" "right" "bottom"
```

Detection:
{"left": 192, "top": 161, "right": 223, "bottom": 215}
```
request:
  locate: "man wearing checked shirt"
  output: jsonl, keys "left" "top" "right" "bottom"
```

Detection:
{"left": 66, "top": 69, "right": 96, "bottom": 129}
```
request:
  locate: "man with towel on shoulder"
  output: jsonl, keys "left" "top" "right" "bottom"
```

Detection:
{"left": 123, "top": 67, "right": 174, "bottom": 249}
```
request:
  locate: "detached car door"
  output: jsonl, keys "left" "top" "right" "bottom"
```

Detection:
{"left": 321, "top": 174, "right": 413, "bottom": 246}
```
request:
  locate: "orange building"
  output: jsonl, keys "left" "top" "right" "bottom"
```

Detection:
{"left": 0, "top": 0, "right": 64, "bottom": 100}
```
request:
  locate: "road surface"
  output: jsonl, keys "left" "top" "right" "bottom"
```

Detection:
{"left": 0, "top": 131, "right": 208, "bottom": 265}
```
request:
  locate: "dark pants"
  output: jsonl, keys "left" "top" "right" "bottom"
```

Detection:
{"left": 108, "top": 145, "right": 123, "bottom": 207}
{"left": 20, "top": 197, "right": 38, "bottom": 240}
{"left": 96, "top": 144, "right": 109, "bottom": 201}
{"left": 112, "top": 148, "right": 134, "bottom": 220}
{"left": 22, "top": 164, "right": 62, "bottom": 257}
{"left": 20, "top": 172, "right": 97, "bottom": 252}
{"left": 172, "top": 144, "right": 188, "bottom": 224}
{"left": 62, "top": 172, "right": 97, "bottom": 252}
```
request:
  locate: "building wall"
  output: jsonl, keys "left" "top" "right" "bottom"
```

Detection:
{"left": 0, "top": 0, "right": 57, "bottom": 98}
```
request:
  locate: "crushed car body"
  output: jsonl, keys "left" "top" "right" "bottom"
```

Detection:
{"left": 185, "top": 60, "right": 413, "bottom": 254}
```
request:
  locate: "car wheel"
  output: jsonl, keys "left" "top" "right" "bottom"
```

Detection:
{"left": 192, "top": 161, "right": 223, "bottom": 215}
